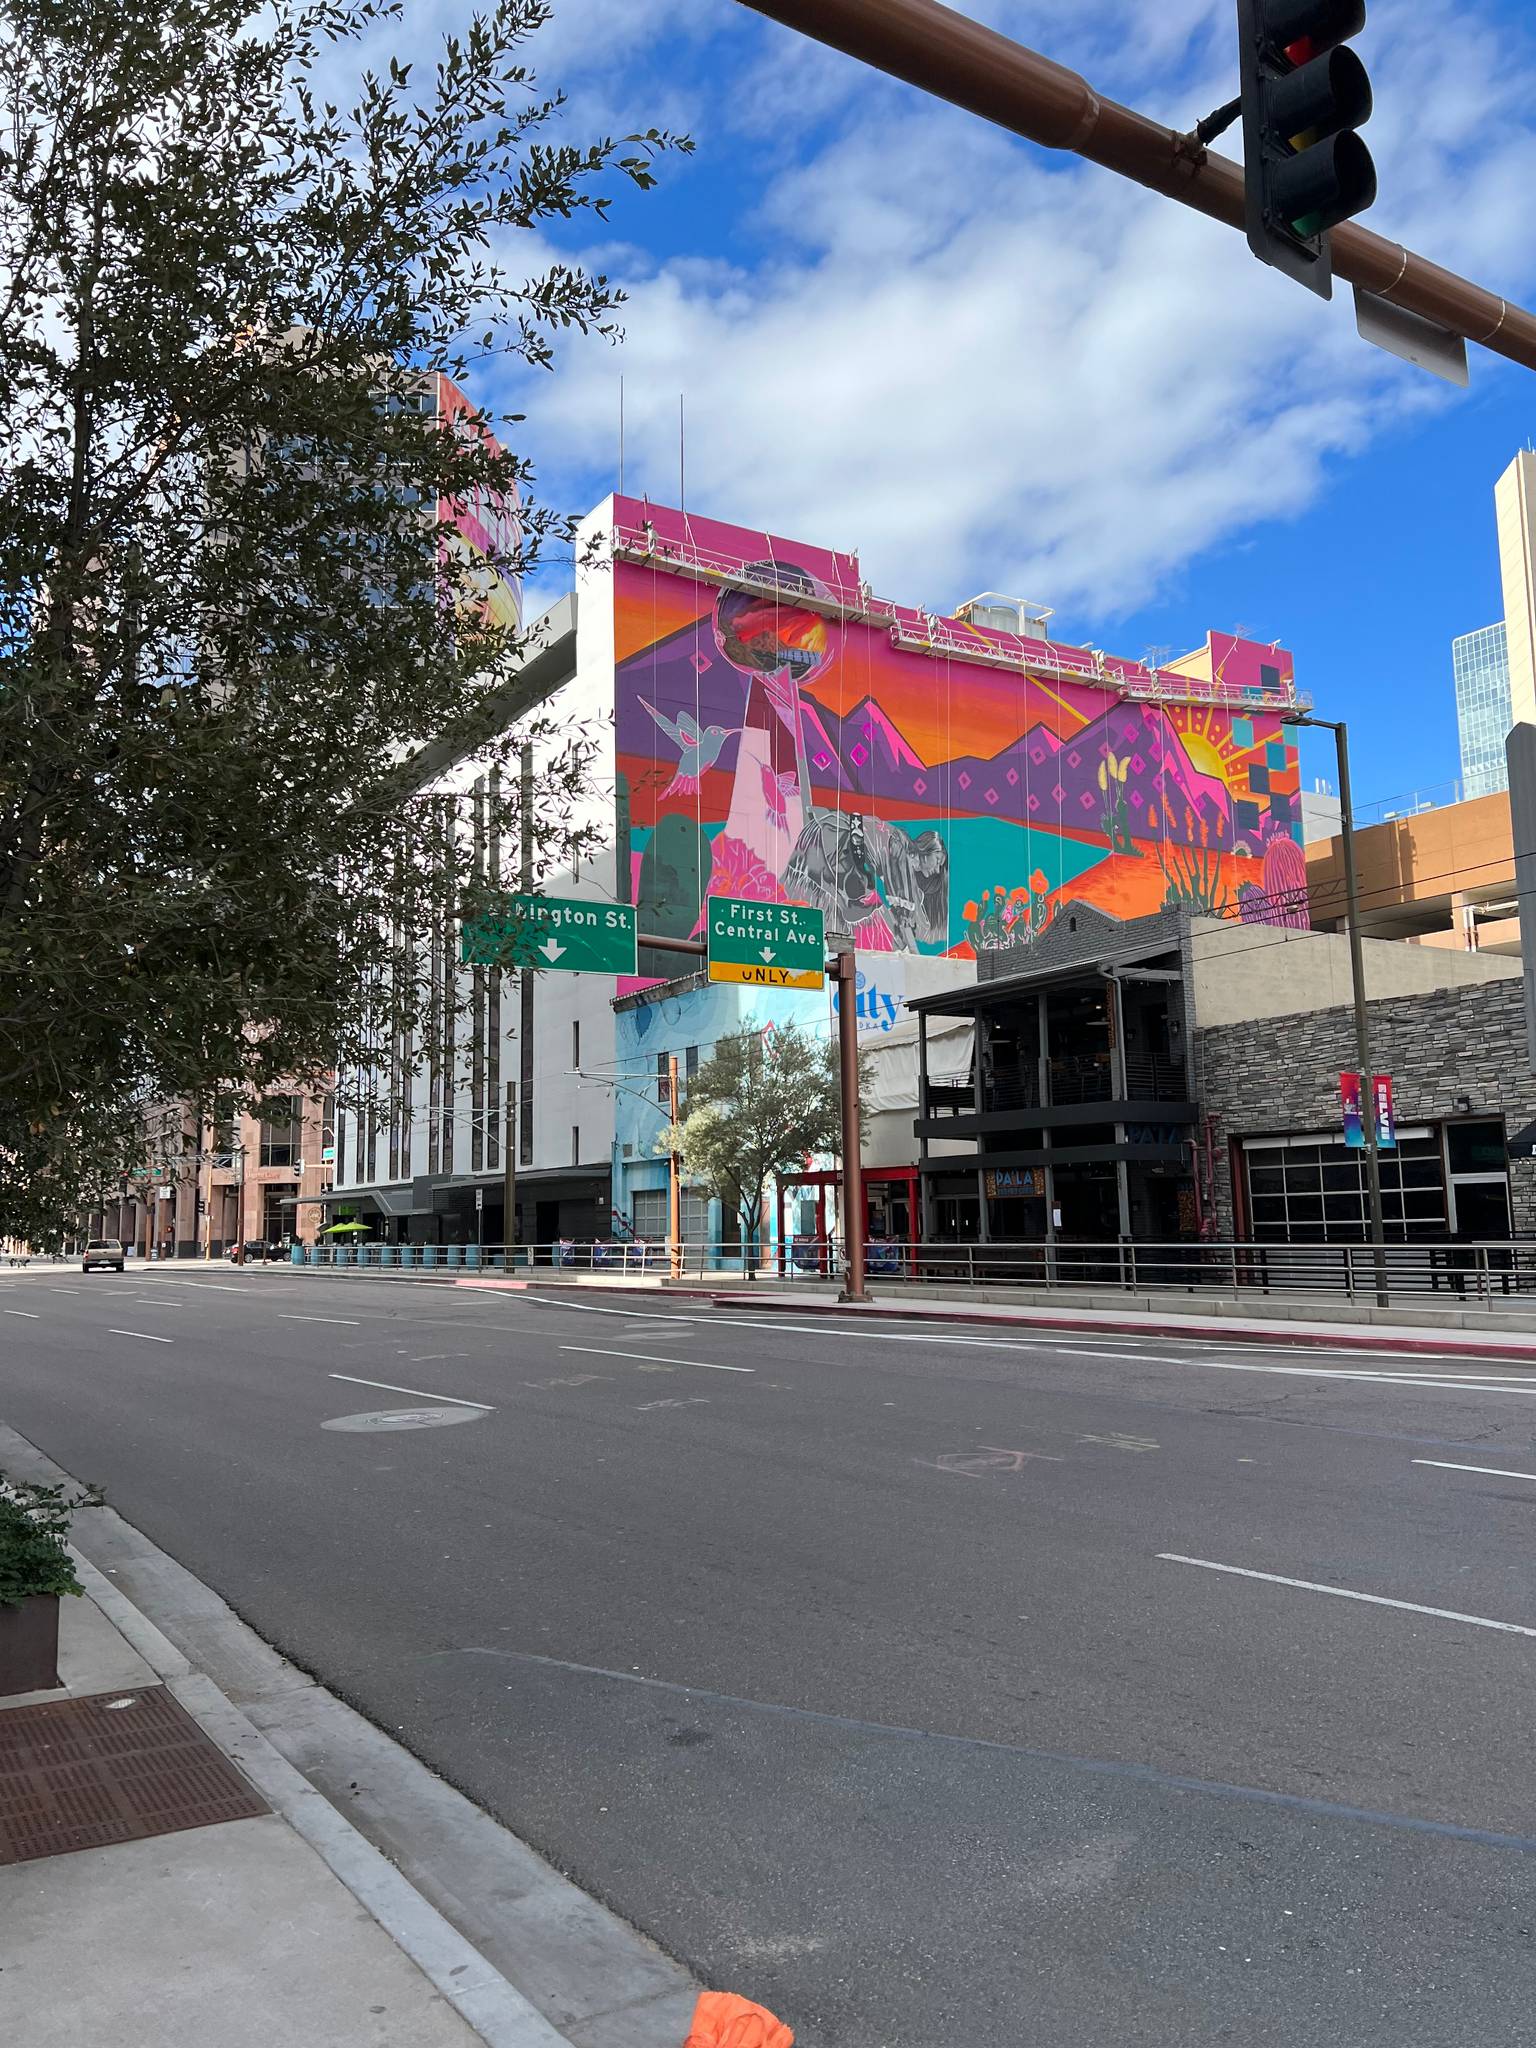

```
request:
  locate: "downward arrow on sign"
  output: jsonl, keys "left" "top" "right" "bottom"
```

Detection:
{"left": 760, "top": 947, "right": 776, "bottom": 963}
{"left": 539, "top": 938, "right": 566, "bottom": 963}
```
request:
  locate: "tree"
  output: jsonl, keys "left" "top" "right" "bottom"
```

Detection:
{"left": 662, "top": 1023, "right": 862, "bottom": 1263}
{"left": 0, "top": 0, "right": 687, "bottom": 1240}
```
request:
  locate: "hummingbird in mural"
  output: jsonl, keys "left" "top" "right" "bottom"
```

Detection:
{"left": 638, "top": 698, "right": 736, "bottom": 797}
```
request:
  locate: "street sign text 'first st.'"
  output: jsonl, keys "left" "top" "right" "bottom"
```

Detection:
{"left": 461, "top": 894, "right": 638, "bottom": 975}
{"left": 706, "top": 897, "right": 825, "bottom": 990}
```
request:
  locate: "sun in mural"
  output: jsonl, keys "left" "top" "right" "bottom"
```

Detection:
{"left": 1165, "top": 707, "right": 1243, "bottom": 783}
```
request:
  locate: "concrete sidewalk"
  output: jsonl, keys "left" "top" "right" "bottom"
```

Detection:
{"left": 0, "top": 1585, "right": 506, "bottom": 2048}
{"left": 0, "top": 1465, "right": 699, "bottom": 2048}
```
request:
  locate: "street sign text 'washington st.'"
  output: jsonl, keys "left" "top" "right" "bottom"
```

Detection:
{"left": 706, "top": 897, "right": 825, "bottom": 989}
{"left": 461, "top": 894, "right": 638, "bottom": 974}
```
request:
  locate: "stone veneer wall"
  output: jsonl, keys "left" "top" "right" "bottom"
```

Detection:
{"left": 1198, "top": 977, "right": 1536, "bottom": 1237}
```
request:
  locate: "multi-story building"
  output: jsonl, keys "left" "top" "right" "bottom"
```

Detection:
{"left": 330, "top": 491, "right": 1311, "bottom": 1257}
{"left": 1445, "top": 448, "right": 1536, "bottom": 801}
{"left": 1453, "top": 622, "right": 1512, "bottom": 799}
{"left": 1305, "top": 790, "right": 1519, "bottom": 953}
{"left": 94, "top": 1089, "right": 334, "bottom": 1257}
{"left": 910, "top": 907, "right": 1529, "bottom": 1253}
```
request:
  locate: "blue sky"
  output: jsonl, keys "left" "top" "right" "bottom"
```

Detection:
{"left": 424, "top": 0, "right": 1536, "bottom": 807}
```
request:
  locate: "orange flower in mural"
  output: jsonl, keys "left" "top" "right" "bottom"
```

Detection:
{"left": 1029, "top": 869, "right": 1048, "bottom": 894}
{"left": 963, "top": 900, "right": 979, "bottom": 922}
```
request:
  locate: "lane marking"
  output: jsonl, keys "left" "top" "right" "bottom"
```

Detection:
{"left": 560, "top": 1344, "right": 753, "bottom": 1374}
{"left": 329, "top": 1373, "right": 494, "bottom": 1410}
{"left": 716, "top": 1321, "right": 1533, "bottom": 1385}
{"left": 692, "top": 1312, "right": 1536, "bottom": 1378}
{"left": 281, "top": 1313, "right": 361, "bottom": 1327}
{"left": 528, "top": 1299, "right": 700, "bottom": 1322}
{"left": 107, "top": 1328, "right": 173, "bottom": 1344}
{"left": 3, "top": 1308, "right": 39, "bottom": 1318}
{"left": 1413, "top": 1458, "right": 1536, "bottom": 1484}
{"left": 170, "top": 1281, "right": 252, "bottom": 1294}
{"left": 1157, "top": 1553, "right": 1536, "bottom": 1639}
{"left": 435, "top": 1646, "right": 1536, "bottom": 1855}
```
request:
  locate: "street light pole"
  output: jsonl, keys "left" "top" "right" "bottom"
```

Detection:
{"left": 835, "top": 949, "right": 870, "bottom": 1304}
{"left": 667, "top": 1053, "right": 682, "bottom": 1278}
{"left": 502, "top": 1076, "right": 517, "bottom": 1269}
{"left": 1327, "top": 718, "right": 1390, "bottom": 1308}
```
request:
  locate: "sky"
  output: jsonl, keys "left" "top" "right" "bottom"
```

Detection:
{"left": 405, "top": 0, "right": 1536, "bottom": 809}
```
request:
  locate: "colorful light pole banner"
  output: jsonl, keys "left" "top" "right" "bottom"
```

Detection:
{"left": 1372, "top": 1073, "right": 1396, "bottom": 1152}
{"left": 1340, "top": 1072, "right": 1364, "bottom": 1149}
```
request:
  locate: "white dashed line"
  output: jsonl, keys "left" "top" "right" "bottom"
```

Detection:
{"left": 560, "top": 1345, "right": 753, "bottom": 1373}
{"left": 1158, "top": 1553, "right": 1536, "bottom": 1639}
{"left": 329, "top": 1373, "right": 494, "bottom": 1410}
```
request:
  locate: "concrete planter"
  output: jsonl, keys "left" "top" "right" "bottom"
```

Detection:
{"left": 0, "top": 1593, "right": 61, "bottom": 1695}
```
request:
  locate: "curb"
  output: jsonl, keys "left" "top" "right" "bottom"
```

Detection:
{"left": 70, "top": 1549, "right": 575, "bottom": 2048}
{"left": 705, "top": 1292, "right": 1536, "bottom": 1363}
{"left": 0, "top": 1425, "right": 697, "bottom": 2048}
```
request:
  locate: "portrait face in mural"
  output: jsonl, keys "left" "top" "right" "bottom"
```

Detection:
{"left": 784, "top": 809, "right": 949, "bottom": 953}
{"left": 714, "top": 563, "right": 832, "bottom": 691}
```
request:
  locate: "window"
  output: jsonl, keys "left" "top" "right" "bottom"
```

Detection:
{"left": 632, "top": 1189, "right": 667, "bottom": 1240}
{"left": 572, "top": 1019, "right": 581, "bottom": 1071}
{"left": 258, "top": 1095, "right": 301, "bottom": 1168}
{"left": 1242, "top": 1129, "right": 1447, "bottom": 1242}
{"left": 657, "top": 1051, "right": 670, "bottom": 1104}
{"left": 571, "top": 1123, "right": 580, "bottom": 1165}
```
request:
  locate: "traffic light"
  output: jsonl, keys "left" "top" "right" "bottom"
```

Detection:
{"left": 1237, "top": 0, "right": 1377, "bottom": 298}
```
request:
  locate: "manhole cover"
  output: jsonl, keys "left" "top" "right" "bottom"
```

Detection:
{"left": 322, "top": 1406, "right": 486, "bottom": 1432}
{"left": 0, "top": 1684, "right": 266, "bottom": 1865}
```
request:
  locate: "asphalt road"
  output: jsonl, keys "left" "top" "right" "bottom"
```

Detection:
{"left": 4, "top": 1265, "right": 1536, "bottom": 2046}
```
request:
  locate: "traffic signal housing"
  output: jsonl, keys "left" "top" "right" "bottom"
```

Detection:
{"left": 1237, "top": 0, "right": 1377, "bottom": 298}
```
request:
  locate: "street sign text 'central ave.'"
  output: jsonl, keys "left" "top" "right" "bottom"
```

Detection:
{"left": 706, "top": 897, "right": 825, "bottom": 989}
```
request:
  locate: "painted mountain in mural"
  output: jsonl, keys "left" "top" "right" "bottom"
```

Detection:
{"left": 613, "top": 616, "right": 1289, "bottom": 853}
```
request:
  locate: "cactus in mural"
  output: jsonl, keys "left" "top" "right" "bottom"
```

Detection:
{"left": 962, "top": 869, "right": 1056, "bottom": 952}
{"left": 1097, "top": 749, "right": 1135, "bottom": 853}
{"left": 1161, "top": 841, "right": 1228, "bottom": 916}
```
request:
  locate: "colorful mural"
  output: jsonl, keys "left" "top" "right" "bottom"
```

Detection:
{"left": 611, "top": 498, "right": 1307, "bottom": 976}
{"left": 435, "top": 373, "right": 521, "bottom": 633}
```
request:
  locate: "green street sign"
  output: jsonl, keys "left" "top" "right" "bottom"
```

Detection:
{"left": 461, "top": 894, "right": 638, "bottom": 975}
{"left": 706, "top": 896, "right": 825, "bottom": 990}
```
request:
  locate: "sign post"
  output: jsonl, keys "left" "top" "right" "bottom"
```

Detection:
{"left": 461, "top": 895, "right": 638, "bottom": 976}
{"left": 706, "top": 898, "right": 825, "bottom": 989}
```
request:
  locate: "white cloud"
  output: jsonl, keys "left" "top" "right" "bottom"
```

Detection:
{"left": 492, "top": 0, "right": 1536, "bottom": 630}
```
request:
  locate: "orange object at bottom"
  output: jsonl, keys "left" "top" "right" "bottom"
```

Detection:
{"left": 684, "top": 1989, "right": 794, "bottom": 2048}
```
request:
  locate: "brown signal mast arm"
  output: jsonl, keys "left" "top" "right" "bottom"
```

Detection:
{"left": 735, "top": 0, "right": 1536, "bottom": 373}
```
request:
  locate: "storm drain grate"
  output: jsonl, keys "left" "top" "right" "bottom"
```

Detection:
{"left": 0, "top": 1683, "right": 267, "bottom": 1864}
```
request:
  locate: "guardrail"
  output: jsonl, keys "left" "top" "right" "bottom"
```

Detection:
{"left": 288, "top": 1236, "right": 1536, "bottom": 1312}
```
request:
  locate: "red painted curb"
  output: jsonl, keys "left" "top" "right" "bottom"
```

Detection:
{"left": 705, "top": 1293, "right": 1536, "bottom": 1363}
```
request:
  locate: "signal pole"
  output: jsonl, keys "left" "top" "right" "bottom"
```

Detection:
{"left": 735, "top": 0, "right": 1536, "bottom": 374}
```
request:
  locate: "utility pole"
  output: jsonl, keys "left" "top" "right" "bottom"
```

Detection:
{"left": 1327, "top": 718, "right": 1390, "bottom": 1307}
{"left": 502, "top": 1077, "right": 517, "bottom": 1267}
{"left": 629, "top": 932, "right": 871, "bottom": 1300}
{"left": 835, "top": 949, "right": 870, "bottom": 1304}
{"left": 667, "top": 1053, "right": 682, "bottom": 1278}
{"left": 736, "top": 0, "right": 1536, "bottom": 376}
